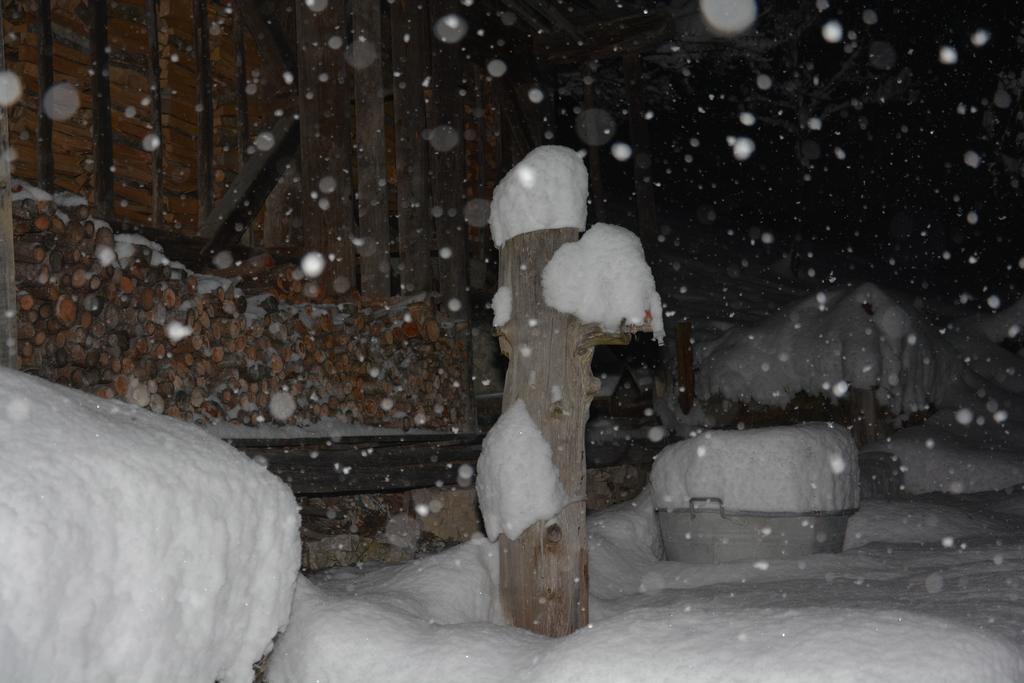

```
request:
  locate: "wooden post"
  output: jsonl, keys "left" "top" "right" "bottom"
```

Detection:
{"left": 848, "top": 387, "right": 883, "bottom": 447}
{"left": 582, "top": 68, "right": 604, "bottom": 223}
{"left": 624, "top": 54, "right": 656, "bottom": 243}
{"left": 35, "top": 0, "right": 54, "bottom": 193}
{"left": 294, "top": 0, "right": 355, "bottom": 291}
{"left": 145, "top": 0, "right": 164, "bottom": 229}
{"left": 192, "top": 0, "right": 214, "bottom": 220}
{"left": 390, "top": 0, "right": 432, "bottom": 294}
{"left": 89, "top": 0, "right": 115, "bottom": 221}
{"left": 495, "top": 229, "right": 622, "bottom": 636}
{"left": 0, "top": 12, "right": 16, "bottom": 368}
{"left": 352, "top": 0, "right": 390, "bottom": 298}
{"left": 675, "top": 320, "right": 694, "bottom": 414}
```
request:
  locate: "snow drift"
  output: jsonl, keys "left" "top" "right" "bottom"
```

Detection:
{"left": 0, "top": 369, "right": 301, "bottom": 683}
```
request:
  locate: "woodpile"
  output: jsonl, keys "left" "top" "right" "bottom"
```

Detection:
{"left": 13, "top": 192, "right": 469, "bottom": 431}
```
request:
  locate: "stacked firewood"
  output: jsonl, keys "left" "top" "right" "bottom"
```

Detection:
{"left": 13, "top": 196, "right": 469, "bottom": 430}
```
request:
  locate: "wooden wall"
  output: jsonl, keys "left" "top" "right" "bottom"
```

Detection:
{"left": 4, "top": 0, "right": 521, "bottom": 307}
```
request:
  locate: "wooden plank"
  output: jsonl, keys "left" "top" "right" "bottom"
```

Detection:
{"left": 237, "top": 0, "right": 296, "bottom": 75}
{"left": 227, "top": 434, "right": 659, "bottom": 495}
{"left": 35, "top": 0, "right": 54, "bottom": 192}
{"left": 198, "top": 113, "right": 299, "bottom": 257}
{"left": 390, "top": 0, "right": 432, "bottom": 294}
{"left": 192, "top": 0, "right": 214, "bottom": 220}
{"left": 294, "top": 0, "right": 355, "bottom": 291}
{"left": 535, "top": 9, "right": 675, "bottom": 64}
{"left": 352, "top": 0, "right": 390, "bottom": 297}
{"left": 89, "top": 0, "right": 115, "bottom": 221}
{"left": 145, "top": 0, "right": 163, "bottom": 229}
{"left": 624, "top": 54, "right": 656, "bottom": 243}
{"left": 0, "top": 13, "right": 16, "bottom": 369}
{"left": 428, "top": 1, "right": 475, "bottom": 430}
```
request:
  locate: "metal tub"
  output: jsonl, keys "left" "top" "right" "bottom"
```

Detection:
{"left": 657, "top": 497, "right": 855, "bottom": 564}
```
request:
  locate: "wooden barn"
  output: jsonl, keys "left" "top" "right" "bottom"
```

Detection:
{"left": 0, "top": 0, "right": 671, "bottom": 580}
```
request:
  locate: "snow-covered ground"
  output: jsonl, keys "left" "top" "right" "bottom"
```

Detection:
{"left": 267, "top": 487, "right": 1024, "bottom": 682}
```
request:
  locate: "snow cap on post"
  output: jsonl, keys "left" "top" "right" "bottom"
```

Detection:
{"left": 541, "top": 223, "right": 665, "bottom": 344}
{"left": 475, "top": 400, "right": 570, "bottom": 541}
{"left": 489, "top": 145, "right": 588, "bottom": 247}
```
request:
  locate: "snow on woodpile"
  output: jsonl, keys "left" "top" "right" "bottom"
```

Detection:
{"left": 475, "top": 400, "right": 569, "bottom": 540}
{"left": 489, "top": 145, "right": 588, "bottom": 247}
{"left": 650, "top": 423, "right": 859, "bottom": 513}
{"left": 697, "top": 283, "right": 962, "bottom": 415}
{"left": 542, "top": 223, "right": 666, "bottom": 343}
{"left": 0, "top": 369, "right": 301, "bottom": 683}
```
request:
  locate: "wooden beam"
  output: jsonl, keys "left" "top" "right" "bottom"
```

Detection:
{"left": 390, "top": 0, "right": 432, "bottom": 294}
{"left": 35, "top": 0, "right": 54, "bottom": 193}
{"left": 145, "top": 0, "right": 163, "bottom": 229}
{"left": 192, "top": 0, "right": 214, "bottom": 220}
{"left": 352, "top": 0, "right": 390, "bottom": 297}
{"left": 0, "top": 12, "right": 16, "bottom": 369}
{"left": 227, "top": 434, "right": 659, "bottom": 496}
{"left": 294, "top": 0, "right": 355, "bottom": 290}
{"left": 198, "top": 113, "right": 299, "bottom": 258}
{"left": 238, "top": 0, "right": 296, "bottom": 75}
{"left": 624, "top": 54, "right": 656, "bottom": 243}
{"left": 89, "top": 0, "right": 115, "bottom": 221}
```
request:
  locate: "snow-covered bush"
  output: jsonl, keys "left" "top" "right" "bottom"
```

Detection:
{"left": 697, "top": 283, "right": 961, "bottom": 415}
{"left": 0, "top": 369, "right": 301, "bottom": 682}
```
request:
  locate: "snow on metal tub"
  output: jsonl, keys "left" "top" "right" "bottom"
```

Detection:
{"left": 658, "top": 497, "right": 856, "bottom": 564}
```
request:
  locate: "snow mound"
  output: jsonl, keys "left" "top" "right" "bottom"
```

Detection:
{"left": 489, "top": 145, "right": 587, "bottom": 247}
{"left": 697, "top": 283, "right": 961, "bottom": 415}
{"left": 844, "top": 499, "right": 1019, "bottom": 549}
{"left": 475, "top": 400, "right": 569, "bottom": 540}
{"left": 0, "top": 369, "right": 301, "bottom": 683}
{"left": 650, "top": 423, "right": 859, "bottom": 513}
{"left": 870, "top": 421, "right": 1024, "bottom": 495}
{"left": 542, "top": 223, "right": 665, "bottom": 343}
{"left": 491, "top": 285, "right": 512, "bottom": 327}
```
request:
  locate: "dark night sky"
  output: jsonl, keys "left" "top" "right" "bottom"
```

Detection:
{"left": 546, "top": 0, "right": 1024, "bottom": 303}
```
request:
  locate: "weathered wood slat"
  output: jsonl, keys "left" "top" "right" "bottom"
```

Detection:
{"left": 428, "top": 1, "right": 475, "bottom": 430}
{"left": 0, "top": 12, "right": 16, "bottom": 369}
{"left": 145, "top": 0, "right": 163, "bottom": 229}
{"left": 232, "top": 13, "right": 249, "bottom": 167}
{"left": 35, "top": 0, "right": 54, "bottom": 193}
{"left": 192, "top": 0, "right": 214, "bottom": 220}
{"left": 89, "top": 0, "right": 115, "bottom": 221}
{"left": 352, "top": 0, "right": 391, "bottom": 298}
{"left": 294, "top": 0, "right": 355, "bottom": 290}
{"left": 390, "top": 0, "right": 432, "bottom": 294}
